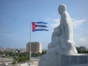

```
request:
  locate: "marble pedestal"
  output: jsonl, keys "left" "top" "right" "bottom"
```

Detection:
{"left": 38, "top": 54, "right": 88, "bottom": 66}
{"left": 68, "top": 64, "right": 88, "bottom": 66}
{"left": 59, "top": 54, "right": 88, "bottom": 66}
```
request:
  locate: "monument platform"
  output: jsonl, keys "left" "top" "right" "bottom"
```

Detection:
{"left": 68, "top": 64, "right": 88, "bottom": 66}
{"left": 58, "top": 54, "right": 88, "bottom": 66}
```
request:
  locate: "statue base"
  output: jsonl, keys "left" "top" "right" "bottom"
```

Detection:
{"left": 38, "top": 54, "right": 88, "bottom": 66}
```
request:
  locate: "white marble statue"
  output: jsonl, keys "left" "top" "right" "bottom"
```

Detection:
{"left": 38, "top": 4, "right": 78, "bottom": 66}
{"left": 48, "top": 4, "right": 77, "bottom": 55}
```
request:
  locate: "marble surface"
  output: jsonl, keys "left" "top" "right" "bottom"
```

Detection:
{"left": 68, "top": 64, "right": 88, "bottom": 66}
{"left": 39, "top": 54, "right": 88, "bottom": 66}
{"left": 60, "top": 54, "right": 88, "bottom": 66}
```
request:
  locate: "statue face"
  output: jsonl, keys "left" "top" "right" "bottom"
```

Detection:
{"left": 58, "top": 4, "right": 66, "bottom": 15}
{"left": 58, "top": 7, "right": 63, "bottom": 15}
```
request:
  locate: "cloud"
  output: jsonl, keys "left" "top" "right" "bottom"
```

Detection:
{"left": 45, "top": 18, "right": 86, "bottom": 29}
{"left": 75, "top": 33, "right": 88, "bottom": 47}
{"left": 72, "top": 18, "right": 86, "bottom": 28}
{"left": 80, "top": 33, "right": 88, "bottom": 42}
{"left": 44, "top": 18, "right": 60, "bottom": 28}
{"left": 50, "top": 19, "right": 60, "bottom": 27}
{"left": 80, "top": 38, "right": 86, "bottom": 42}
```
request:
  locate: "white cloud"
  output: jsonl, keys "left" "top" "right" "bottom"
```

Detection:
{"left": 45, "top": 18, "right": 86, "bottom": 29}
{"left": 72, "top": 18, "right": 86, "bottom": 28}
{"left": 44, "top": 18, "right": 60, "bottom": 28}
{"left": 74, "top": 33, "right": 88, "bottom": 48}
{"left": 75, "top": 33, "right": 88, "bottom": 46}
{"left": 80, "top": 38, "right": 86, "bottom": 42}
{"left": 80, "top": 34, "right": 88, "bottom": 42}
{"left": 50, "top": 19, "right": 60, "bottom": 28}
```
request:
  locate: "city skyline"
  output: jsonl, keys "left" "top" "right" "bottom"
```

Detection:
{"left": 0, "top": 0, "right": 88, "bottom": 49}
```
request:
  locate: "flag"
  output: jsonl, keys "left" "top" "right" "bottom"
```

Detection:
{"left": 32, "top": 22, "right": 48, "bottom": 32}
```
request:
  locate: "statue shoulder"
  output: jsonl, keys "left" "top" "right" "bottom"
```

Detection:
{"left": 61, "top": 11, "right": 70, "bottom": 19}
{"left": 61, "top": 12, "right": 72, "bottom": 25}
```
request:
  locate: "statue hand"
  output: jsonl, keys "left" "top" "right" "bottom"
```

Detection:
{"left": 66, "top": 40, "right": 73, "bottom": 49}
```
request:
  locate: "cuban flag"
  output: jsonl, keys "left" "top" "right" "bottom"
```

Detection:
{"left": 32, "top": 22, "right": 48, "bottom": 32}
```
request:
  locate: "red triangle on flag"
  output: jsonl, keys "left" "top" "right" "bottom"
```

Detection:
{"left": 32, "top": 22, "right": 36, "bottom": 31}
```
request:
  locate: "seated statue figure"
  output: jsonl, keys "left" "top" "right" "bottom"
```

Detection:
{"left": 48, "top": 26, "right": 61, "bottom": 48}
{"left": 38, "top": 4, "right": 78, "bottom": 66}
{"left": 48, "top": 4, "right": 78, "bottom": 55}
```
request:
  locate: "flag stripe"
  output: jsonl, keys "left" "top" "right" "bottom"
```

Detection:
{"left": 36, "top": 25, "right": 48, "bottom": 27}
{"left": 33, "top": 29, "right": 48, "bottom": 31}
{"left": 33, "top": 22, "right": 47, "bottom": 24}
{"left": 35, "top": 27, "right": 48, "bottom": 29}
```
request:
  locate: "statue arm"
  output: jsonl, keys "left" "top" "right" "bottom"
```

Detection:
{"left": 63, "top": 18, "right": 71, "bottom": 40}
{"left": 63, "top": 17, "right": 75, "bottom": 48}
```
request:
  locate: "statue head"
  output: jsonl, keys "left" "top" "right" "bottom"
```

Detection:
{"left": 58, "top": 4, "right": 66, "bottom": 15}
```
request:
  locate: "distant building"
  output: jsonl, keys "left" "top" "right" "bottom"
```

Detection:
{"left": 0, "top": 47, "right": 5, "bottom": 52}
{"left": 5, "top": 47, "right": 16, "bottom": 53}
{"left": 80, "top": 46, "right": 86, "bottom": 51}
{"left": 18, "top": 48, "right": 26, "bottom": 53}
{"left": 76, "top": 46, "right": 86, "bottom": 52}
{"left": 26, "top": 42, "right": 42, "bottom": 53}
{"left": 0, "top": 47, "right": 26, "bottom": 53}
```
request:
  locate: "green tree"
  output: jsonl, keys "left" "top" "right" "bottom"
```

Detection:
{"left": 81, "top": 50, "right": 88, "bottom": 53}
{"left": 41, "top": 50, "right": 46, "bottom": 56}
{"left": 14, "top": 52, "right": 30, "bottom": 63}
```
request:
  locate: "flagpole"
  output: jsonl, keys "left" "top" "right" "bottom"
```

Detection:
{"left": 29, "top": 21, "right": 31, "bottom": 65}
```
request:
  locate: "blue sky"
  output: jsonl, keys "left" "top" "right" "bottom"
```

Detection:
{"left": 0, "top": 0, "right": 88, "bottom": 49}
